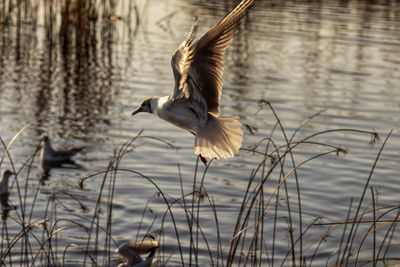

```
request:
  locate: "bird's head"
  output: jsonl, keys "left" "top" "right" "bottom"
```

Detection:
{"left": 1, "top": 169, "right": 14, "bottom": 181}
{"left": 131, "top": 98, "right": 154, "bottom": 116}
{"left": 40, "top": 133, "right": 50, "bottom": 146}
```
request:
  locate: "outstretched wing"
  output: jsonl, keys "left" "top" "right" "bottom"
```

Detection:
{"left": 171, "top": 0, "right": 254, "bottom": 116}
{"left": 171, "top": 17, "right": 199, "bottom": 99}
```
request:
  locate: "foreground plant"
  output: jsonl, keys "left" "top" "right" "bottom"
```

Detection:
{"left": 0, "top": 104, "right": 397, "bottom": 266}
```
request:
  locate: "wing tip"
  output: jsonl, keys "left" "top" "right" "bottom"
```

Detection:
{"left": 185, "top": 17, "right": 199, "bottom": 46}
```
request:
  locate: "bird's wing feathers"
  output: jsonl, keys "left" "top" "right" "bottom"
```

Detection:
{"left": 171, "top": 17, "right": 199, "bottom": 98}
{"left": 171, "top": 0, "right": 254, "bottom": 115}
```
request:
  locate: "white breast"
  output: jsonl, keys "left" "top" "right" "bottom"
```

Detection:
{"left": 153, "top": 96, "right": 207, "bottom": 134}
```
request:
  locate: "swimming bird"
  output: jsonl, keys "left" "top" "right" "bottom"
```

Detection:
{"left": 131, "top": 0, "right": 254, "bottom": 162}
{"left": 40, "top": 134, "right": 83, "bottom": 166}
{"left": 116, "top": 240, "right": 159, "bottom": 267}
{"left": 0, "top": 168, "right": 14, "bottom": 208}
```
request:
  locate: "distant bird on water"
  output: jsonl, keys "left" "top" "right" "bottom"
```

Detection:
{"left": 116, "top": 239, "right": 159, "bottom": 267}
{"left": 0, "top": 168, "right": 14, "bottom": 208}
{"left": 40, "top": 134, "right": 83, "bottom": 166}
{"left": 131, "top": 0, "right": 254, "bottom": 163}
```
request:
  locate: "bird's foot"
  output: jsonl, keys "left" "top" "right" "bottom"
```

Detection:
{"left": 199, "top": 154, "right": 208, "bottom": 166}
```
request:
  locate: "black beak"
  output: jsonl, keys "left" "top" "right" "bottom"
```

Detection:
{"left": 131, "top": 107, "right": 143, "bottom": 116}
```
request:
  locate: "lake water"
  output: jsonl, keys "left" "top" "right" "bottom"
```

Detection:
{"left": 0, "top": 0, "right": 399, "bottom": 266}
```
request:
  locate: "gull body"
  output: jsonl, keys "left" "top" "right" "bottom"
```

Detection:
{"left": 40, "top": 134, "right": 82, "bottom": 165}
{"left": 116, "top": 240, "right": 159, "bottom": 267}
{"left": 132, "top": 0, "right": 254, "bottom": 160}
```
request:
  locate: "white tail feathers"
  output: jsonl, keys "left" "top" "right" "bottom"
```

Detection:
{"left": 195, "top": 115, "right": 243, "bottom": 159}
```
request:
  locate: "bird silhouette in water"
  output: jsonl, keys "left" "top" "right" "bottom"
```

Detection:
{"left": 116, "top": 239, "right": 159, "bottom": 267}
{"left": 40, "top": 134, "right": 83, "bottom": 166}
{"left": 0, "top": 168, "right": 14, "bottom": 209}
{"left": 39, "top": 134, "right": 83, "bottom": 183}
{"left": 131, "top": 0, "right": 254, "bottom": 165}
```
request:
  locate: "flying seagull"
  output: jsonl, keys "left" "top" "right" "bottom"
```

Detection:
{"left": 132, "top": 0, "right": 254, "bottom": 163}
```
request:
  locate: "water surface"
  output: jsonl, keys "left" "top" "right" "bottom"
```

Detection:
{"left": 0, "top": 0, "right": 399, "bottom": 266}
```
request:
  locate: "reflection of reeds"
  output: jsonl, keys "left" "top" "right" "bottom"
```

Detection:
{"left": 0, "top": 0, "right": 142, "bottom": 140}
{"left": 0, "top": 103, "right": 397, "bottom": 266}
